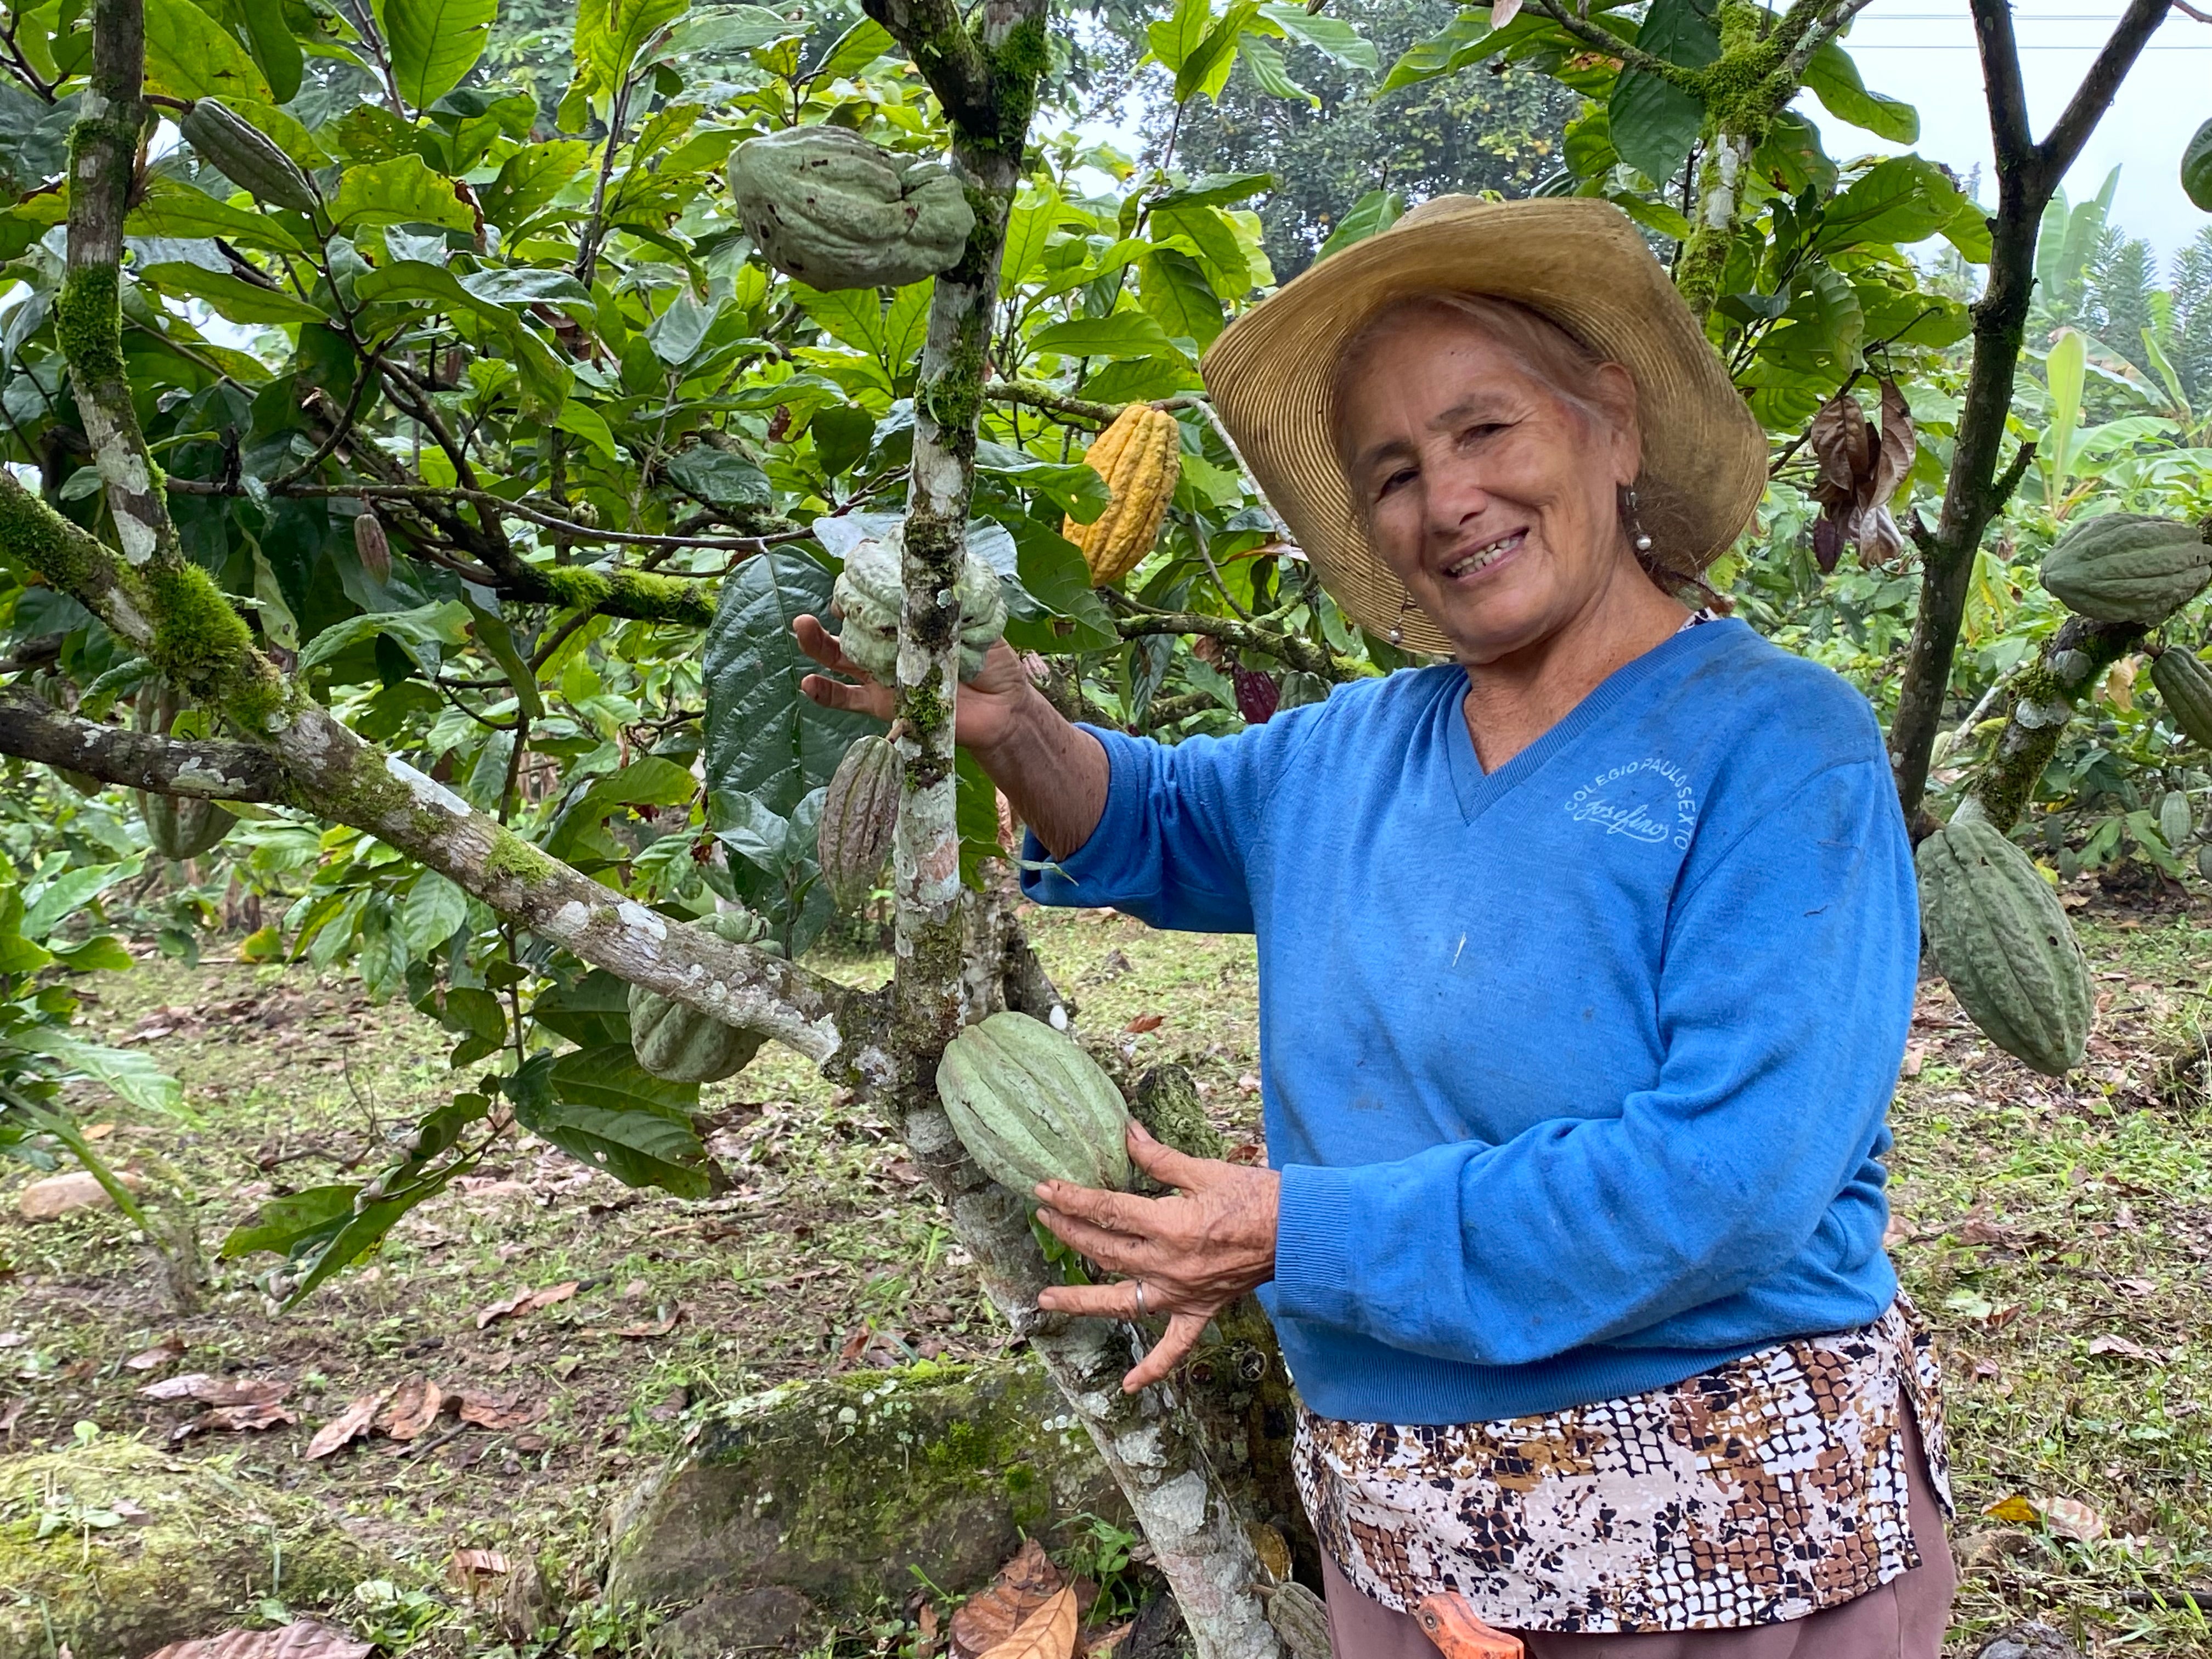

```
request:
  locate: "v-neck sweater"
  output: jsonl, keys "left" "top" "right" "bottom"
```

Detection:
{"left": 1021, "top": 618, "right": 1920, "bottom": 1424}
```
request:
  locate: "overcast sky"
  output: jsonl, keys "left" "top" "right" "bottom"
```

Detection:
{"left": 1829, "top": 0, "right": 2211, "bottom": 264}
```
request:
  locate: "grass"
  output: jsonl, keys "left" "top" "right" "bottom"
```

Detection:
{"left": 5, "top": 897, "right": 2212, "bottom": 1655}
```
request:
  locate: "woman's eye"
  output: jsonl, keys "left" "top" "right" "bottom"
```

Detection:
{"left": 1375, "top": 466, "right": 1416, "bottom": 499}
{"left": 1459, "top": 422, "right": 1508, "bottom": 447}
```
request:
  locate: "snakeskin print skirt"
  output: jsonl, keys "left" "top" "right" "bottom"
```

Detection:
{"left": 1293, "top": 1299, "right": 1951, "bottom": 1635}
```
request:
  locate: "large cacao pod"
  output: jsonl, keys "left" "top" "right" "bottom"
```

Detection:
{"left": 2151, "top": 645, "right": 2212, "bottom": 747}
{"left": 817, "top": 735, "right": 899, "bottom": 911}
{"left": 729, "top": 127, "right": 974, "bottom": 291}
{"left": 134, "top": 678, "right": 236, "bottom": 859}
{"left": 628, "top": 908, "right": 781, "bottom": 1082}
{"left": 830, "top": 522, "right": 1006, "bottom": 682}
{"left": 1916, "top": 805, "right": 2091, "bottom": 1076}
{"left": 179, "top": 98, "right": 319, "bottom": 215}
{"left": 2040, "top": 513, "right": 2212, "bottom": 624}
{"left": 2161, "top": 788, "right": 2196, "bottom": 851}
{"left": 1063, "top": 405, "right": 1180, "bottom": 586}
{"left": 937, "top": 1011, "right": 1132, "bottom": 1194}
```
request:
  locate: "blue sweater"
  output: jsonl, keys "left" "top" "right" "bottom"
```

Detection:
{"left": 1022, "top": 618, "right": 1918, "bottom": 1425}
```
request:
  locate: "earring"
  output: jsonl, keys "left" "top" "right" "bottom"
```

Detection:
{"left": 1623, "top": 484, "right": 1655, "bottom": 555}
{"left": 1387, "top": 590, "right": 1414, "bottom": 646}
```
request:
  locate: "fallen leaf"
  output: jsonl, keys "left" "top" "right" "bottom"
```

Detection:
{"left": 1085, "top": 1623, "right": 1132, "bottom": 1659}
{"left": 2089, "top": 1334, "right": 2160, "bottom": 1362}
{"left": 304, "top": 1388, "right": 393, "bottom": 1460}
{"left": 839, "top": 1323, "right": 872, "bottom": 1364}
{"left": 599, "top": 1309, "right": 682, "bottom": 1340}
{"left": 0, "top": 1398, "right": 26, "bottom": 1434}
{"left": 139, "top": 1373, "right": 290, "bottom": 1408}
{"left": 1123, "top": 1014, "right": 1165, "bottom": 1035}
{"left": 2118, "top": 1277, "right": 2160, "bottom": 1297}
{"left": 123, "top": 1334, "right": 187, "bottom": 1372}
{"left": 1899, "top": 1043, "right": 1926, "bottom": 1080}
{"left": 174, "top": 1401, "right": 297, "bottom": 1439}
{"left": 476, "top": 1281, "right": 580, "bottom": 1329}
{"left": 979, "top": 1585, "right": 1079, "bottom": 1659}
{"left": 1985, "top": 1494, "right": 2041, "bottom": 1525}
{"left": 2042, "top": 1497, "right": 2107, "bottom": 1542}
{"left": 142, "top": 1621, "right": 373, "bottom": 1659}
{"left": 450, "top": 1545, "right": 512, "bottom": 1594}
{"left": 376, "top": 1375, "right": 448, "bottom": 1441}
{"left": 953, "top": 1539, "right": 1064, "bottom": 1659}
{"left": 455, "top": 1389, "right": 540, "bottom": 1431}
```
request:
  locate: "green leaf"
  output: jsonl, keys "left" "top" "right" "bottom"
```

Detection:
{"left": 1147, "top": 0, "right": 1213, "bottom": 74}
{"left": 1238, "top": 37, "right": 1313, "bottom": 105}
{"left": 956, "top": 749, "right": 1002, "bottom": 890}
{"left": 2040, "top": 326, "right": 2086, "bottom": 507}
{"left": 21, "top": 864, "right": 129, "bottom": 939}
{"left": 702, "top": 549, "right": 878, "bottom": 817}
{"left": 1316, "top": 189, "right": 1403, "bottom": 261}
{"left": 667, "top": 444, "right": 771, "bottom": 513}
{"left": 1379, "top": 8, "right": 1490, "bottom": 94}
{"left": 575, "top": 0, "right": 690, "bottom": 98}
{"left": 143, "top": 0, "right": 269, "bottom": 100}
{"left": 999, "top": 187, "right": 1067, "bottom": 295}
{"left": 543, "top": 758, "right": 699, "bottom": 862}
{"left": 1608, "top": 0, "right": 1717, "bottom": 185}
{"left": 1803, "top": 41, "right": 1916, "bottom": 144}
{"left": 1257, "top": 3, "right": 1376, "bottom": 71}
{"left": 1152, "top": 172, "right": 1274, "bottom": 211}
{"left": 1029, "top": 312, "right": 1186, "bottom": 362}
{"left": 974, "top": 442, "right": 1114, "bottom": 521}
{"left": 398, "top": 872, "right": 469, "bottom": 953}
{"left": 376, "top": 0, "right": 496, "bottom": 110}
{"left": 481, "top": 140, "right": 594, "bottom": 233}
{"left": 352, "top": 260, "right": 573, "bottom": 417}
{"left": 555, "top": 400, "right": 619, "bottom": 460}
{"left": 1002, "top": 518, "right": 1117, "bottom": 652}
{"left": 48, "top": 935, "right": 133, "bottom": 972}
{"left": 300, "top": 599, "right": 471, "bottom": 673}
{"left": 135, "top": 263, "right": 328, "bottom": 326}
{"left": 1152, "top": 201, "right": 1250, "bottom": 295}
{"left": 330, "top": 155, "right": 476, "bottom": 233}
{"left": 807, "top": 16, "right": 895, "bottom": 80}
{"left": 793, "top": 284, "right": 886, "bottom": 357}
{"left": 549, "top": 1044, "right": 699, "bottom": 1116}
{"left": 531, "top": 969, "right": 634, "bottom": 1047}
{"left": 125, "top": 180, "right": 304, "bottom": 253}
{"left": 2185, "top": 119, "right": 2212, "bottom": 213}
{"left": 1137, "top": 249, "right": 1226, "bottom": 349}
{"left": 14, "top": 1028, "right": 185, "bottom": 1118}
{"left": 1815, "top": 157, "right": 1976, "bottom": 257}
{"left": 1176, "top": 0, "right": 1261, "bottom": 101}
{"left": 236, "top": 0, "right": 302, "bottom": 101}
{"left": 221, "top": 1184, "right": 354, "bottom": 1259}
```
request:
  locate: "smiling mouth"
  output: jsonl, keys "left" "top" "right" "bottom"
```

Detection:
{"left": 1440, "top": 529, "right": 1525, "bottom": 580}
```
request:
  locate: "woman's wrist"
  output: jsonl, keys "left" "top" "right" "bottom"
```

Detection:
{"left": 969, "top": 690, "right": 1111, "bottom": 859}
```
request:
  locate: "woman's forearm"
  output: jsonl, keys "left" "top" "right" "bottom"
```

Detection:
{"left": 970, "top": 688, "right": 1113, "bottom": 859}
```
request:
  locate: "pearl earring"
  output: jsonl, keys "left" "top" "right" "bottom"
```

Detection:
{"left": 1624, "top": 484, "right": 1654, "bottom": 555}
{"left": 1388, "top": 591, "right": 1413, "bottom": 646}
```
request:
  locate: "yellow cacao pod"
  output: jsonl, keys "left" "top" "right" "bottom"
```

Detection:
{"left": 1063, "top": 405, "right": 1180, "bottom": 586}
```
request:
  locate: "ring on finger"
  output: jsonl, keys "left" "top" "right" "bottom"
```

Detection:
{"left": 1133, "top": 1280, "right": 1149, "bottom": 1318}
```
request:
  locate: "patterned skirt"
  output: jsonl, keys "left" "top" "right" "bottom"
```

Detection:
{"left": 1293, "top": 1299, "right": 1951, "bottom": 1634}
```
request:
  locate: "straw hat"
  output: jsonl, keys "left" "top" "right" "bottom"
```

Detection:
{"left": 1199, "top": 195, "right": 1767, "bottom": 657}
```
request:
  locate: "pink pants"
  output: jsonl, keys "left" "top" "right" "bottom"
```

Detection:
{"left": 1317, "top": 1409, "right": 1955, "bottom": 1658}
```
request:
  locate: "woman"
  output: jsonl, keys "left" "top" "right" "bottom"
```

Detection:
{"left": 798, "top": 197, "right": 1952, "bottom": 1657}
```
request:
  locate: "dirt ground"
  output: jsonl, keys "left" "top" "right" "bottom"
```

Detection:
{"left": 6, "top": 896, "right": 2212, "bottom": 1655}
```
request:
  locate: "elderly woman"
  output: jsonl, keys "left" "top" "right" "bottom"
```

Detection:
{"left": 799, "top": 197, "right": 1953, "bottom": 1657}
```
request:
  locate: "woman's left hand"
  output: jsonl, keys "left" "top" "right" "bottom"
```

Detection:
{"left": 1034, "top": 1120, "right": 1280, "bottom": 1392}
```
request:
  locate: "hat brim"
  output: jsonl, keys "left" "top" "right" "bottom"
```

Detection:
{"left": 1199, "top": 197, "right": 1768, "bottom": 657}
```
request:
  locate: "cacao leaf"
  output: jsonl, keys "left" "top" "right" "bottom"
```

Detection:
{"left": 376, "top": 0, "right": 496, "bottom": 110}
{"left": 2187, "top": 120, "right": 2212, "bottom": 213}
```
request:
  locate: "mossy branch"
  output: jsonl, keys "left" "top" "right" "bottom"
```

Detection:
{"left": 1965, "top": 614, "right": 2145, "bottom": 834}
{"left": 0, "top": 686, "right": 290, "bottom": 800}
{"left": 1110, "top": 607, "right": 1360, "bottom": 682}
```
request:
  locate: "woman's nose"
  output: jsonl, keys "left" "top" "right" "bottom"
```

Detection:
{"left": 1424, "top": 453, "right": 1492, "bottom": 532}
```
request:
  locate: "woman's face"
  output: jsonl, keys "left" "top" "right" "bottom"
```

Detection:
{"left": 1336, "top": 311, "right": 1644, "bottom": 664}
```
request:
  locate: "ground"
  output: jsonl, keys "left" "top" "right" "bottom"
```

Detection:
{"left": 2, "top": 898, "right": 2211, "bottom": 1655}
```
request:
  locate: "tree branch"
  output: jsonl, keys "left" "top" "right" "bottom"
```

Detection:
{"left": 860, "top": 0, "right": 999, "bottom": 136}
{"left": 1111, "top": 608, "right": 1356, "bottom": 681}
{"left": 0, "top": 687, "right": 289, "bottom": 800}
{"left": 1970, "top": 0, "right": 2034, "bottom": 175}
{"left": 2027, "top": 0, "right": 2170, "bottom": 197}
{"left": 1527, "top": 0, "right": 1692, "bottom": 86}
{"left": 1967, "top": 616, "right": 2146, "bottom": 832}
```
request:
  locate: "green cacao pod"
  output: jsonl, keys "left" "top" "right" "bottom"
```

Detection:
{"left": 1916, "top": 805, "right": 2092, "bottom": 1076}
{"left": 628, "top": 908, "right": 781, "bottom": 1083}
{"left": 178, "top": 98, "right": 319, "bottom": 216}
{"left": 729, "top": 127, "right": 975, "bottom": 291}
{"left": 2040, "top": 513, "right": 2212, "bottom": 624}
{"left": 143, "top": 793, "right": 236, "bottom": 860}
{"left": 818, "top": 735, "right": 899, "bottom": 911}
{"left": 937, "top": 1011, "right": 1132, "bottom": 1194}
{"left": 1265, "top": 1584, "right": 1333, "bottom": 1659}
{"left": 2198, "top": 843, "right": 2212, "bottom": 883}
{"left": 830, "top": 522, "right": 1007, "bottom": 682}
{"left": 2152, "top": 646, "right": 2212, "bottom": 747}
{"left": 2161, "top": 788, "right": 2196, "bottom": 851}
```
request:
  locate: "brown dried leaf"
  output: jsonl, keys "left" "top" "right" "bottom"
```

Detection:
{"left": 1808, "top": 393, "right": 1869, "bottom": 503}
{"left": 174, "top": 1401, "right": 297, "bottom": 1440}
{"left": 0, "top": 1398, "right": 26, "bottom": 1435}
{"left": 1123, "top": 1014, "right": 1165, "bottom": 1035}
{"left": 978, "top": 1586, "right": 1079, "bottom": 1659}
{"left": 1853, "top": 504, "right": 1904, "bottom": 570}
{"left": 1867, "top": 378, "right": 1915, "bottom": 510}
{"left": 304, "top": 1388, "right": 393, "bottom": 1460}
{"left": 2042, "top": 1496, "right": 2107, "bottom": 1542}
{"left": 952, "top": 1539, "right": 1064, "bottom": 1659}
{"left": 455, "top": 1389, "right": 541, "bottom": 1431}
{"left": 139, "top": 1373, "right": 290, "bottom": 1408}
{"left": 123, "top": 1334, "right": 185, "bottom": 1372}
{"left": 450, "top": 1545, "right": 512, "bottom": 1594}
{"left": 376, "top": 1375, "right": 448, "bottom": 1441}
{"left": 475, "top": 1280, "right": 580, "bottom": 1329}
{"left": 142, "top": 1621, "right": 373, "bottom": 1659}
{"left": 2088, "top": 1333, "right": 2159, "bottom": 1362}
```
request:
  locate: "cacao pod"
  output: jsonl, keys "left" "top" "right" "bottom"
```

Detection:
{"left": 830, "top": 521, "right": 1006, "bottom": 682}
{"left": 134, "top": 677, "right": 235, "bottom": 859}
{"left": 818, "top": 734, "right": 899, "bottom": 911}
{"left": 2199, "top": 843, "right": 2212, "bottom": 883}
{"left": 2040, "top": 513, "right": 2212, "bottom": 624}
{"left": 1063, "top": 405, "right": 1180, "bottom": 585}
{"left": 144, "top": 793, "right": 238, "bottom": 860}
{"left": 1265, "top": 1584, "right": 1333, "bottom": 1659}
{"left": 729, "top": 127, "right": 974, "bottom": 291}
{"left": 355, "top": 510, "right": 391, "bottom": 583}
{"left": 936, "top": 1011, "right": 1132, "bottom": 1194}
{"left": 629, "top": 907, "right": 782, "bottom": 1083}
{"left": 2151, "top": 645, "right": 2212, "bottom": 747}
{"left": 179, "top": 98, "right": 319, "bottom": 216}
{"left": 2162, "top": 788, "right": 2196, "bottom": 851}
{"left": 1233, "top": 667, "right": 1280, "bottom": 724}
{"left": 1916, "top": 805, "right": 2091, "bottom": 1076}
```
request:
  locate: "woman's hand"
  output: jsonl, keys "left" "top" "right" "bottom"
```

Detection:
{"left": 793, "top": 617, "right": 1040, "bottom": 755}
{"left": 1034, "top": 1121, "right": 1280, "bottom": 1392}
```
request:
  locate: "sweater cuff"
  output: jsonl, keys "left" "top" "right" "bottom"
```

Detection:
{"left": 1019, "top": 726, "right": 1139, "bottom": 906}
{"left": 1271, "top": 1163, "right": 1361, "bottom": 1327}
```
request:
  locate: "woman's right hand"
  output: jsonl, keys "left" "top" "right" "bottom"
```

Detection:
{"left": 793, "top": 616, "right": 1042, "bottom": 755}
